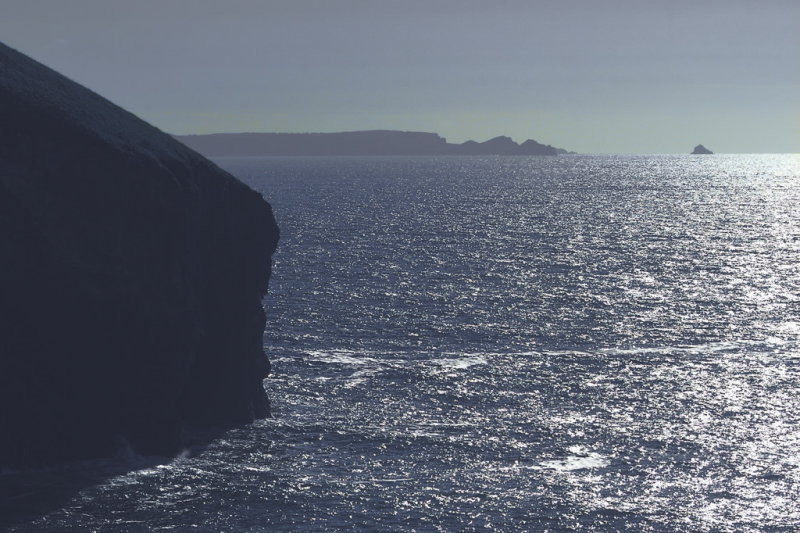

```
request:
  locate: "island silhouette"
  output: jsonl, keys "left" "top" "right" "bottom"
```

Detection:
{"left": 174, "top": 130, "right": 573, "bottom": 157}
{"left": 691, "top": 144, "right": 713, "bottom": 154}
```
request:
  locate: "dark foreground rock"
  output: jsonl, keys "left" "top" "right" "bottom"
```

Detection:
{"left": 0, "top": 42, "right": 279, "bottom": 466}
{"left": 691, "top": 144, "right": 713, "bottom": 154}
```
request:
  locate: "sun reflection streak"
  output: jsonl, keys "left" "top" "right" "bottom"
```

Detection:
{"left": 12, "top": 154, "right": 800, "bottom": 532}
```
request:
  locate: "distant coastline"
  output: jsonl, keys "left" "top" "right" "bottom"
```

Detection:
{"left": 174, "top": 130, "right": 574, "bottom": 157}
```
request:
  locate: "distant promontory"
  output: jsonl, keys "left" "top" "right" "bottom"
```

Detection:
{"left": 174, "top": 130, "right": 573, "bottom": 157}
{"left": 691, "top": 144, "right": 713, "bottom": 154}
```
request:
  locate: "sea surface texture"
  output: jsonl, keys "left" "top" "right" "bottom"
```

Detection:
{"left": 5, "top": 155, "right": 800, "bottom": 532}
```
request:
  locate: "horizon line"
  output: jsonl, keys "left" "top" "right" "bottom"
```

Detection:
{"left": 171, "top": 130, "right": 798, "bottom": 155}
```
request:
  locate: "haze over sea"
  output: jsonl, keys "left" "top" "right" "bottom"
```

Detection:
{"left": 5, "top": 154, "right": 800, "bottom": 531}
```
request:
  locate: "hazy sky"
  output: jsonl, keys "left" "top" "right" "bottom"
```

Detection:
{"left": 2, "top": 0, "right": 798, "bottom": 153}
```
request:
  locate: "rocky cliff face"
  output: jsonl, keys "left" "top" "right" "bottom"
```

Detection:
{"left": 0, "top": 42, "right": 279, "bottom": 466}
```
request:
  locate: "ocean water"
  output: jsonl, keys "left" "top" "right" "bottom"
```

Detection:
{"left": 4, "top": 154, "right": 800, "bottom": 532}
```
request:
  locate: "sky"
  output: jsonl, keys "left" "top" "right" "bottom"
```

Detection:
{"left": 1, "top": 0, "right": 798, "bottom": 153}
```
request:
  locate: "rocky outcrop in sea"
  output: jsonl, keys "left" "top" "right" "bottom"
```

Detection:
{"left": 691, "top": 144, "right": 713, "bottom": 154}
{"left": 0, "top": 42, "right": 279, "bottom": 466}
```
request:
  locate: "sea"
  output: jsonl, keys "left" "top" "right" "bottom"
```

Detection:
{"left": 3, "top": 154, "right": 799, "bottom": 532}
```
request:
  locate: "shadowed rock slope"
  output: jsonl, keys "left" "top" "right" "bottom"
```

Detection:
{"left": 0, "top": 42, "right": 279, "bottom": 466}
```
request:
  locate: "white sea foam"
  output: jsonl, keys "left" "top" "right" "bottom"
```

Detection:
{"left": 305, "top": 350, "right": 381, "bottom": 366}
{"left": 537, "top": 446, "right": 610, "bottom": 472}
{"left": 342, "top": 368, "right": 380, "bottom": 388}
{"left": 596, "top": 341, "right": 743, "bottom": 357}
{"left": 429, "top": 354, "right": 488, "bottom": 369}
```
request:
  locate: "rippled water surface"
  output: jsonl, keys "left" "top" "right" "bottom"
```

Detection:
{"left": 6, "top": 155, "right": 800, "bottom": 531}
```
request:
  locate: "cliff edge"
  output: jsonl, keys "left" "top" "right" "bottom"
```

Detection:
{"left": 0, "top": 42, "right": 279, "bottom": 466}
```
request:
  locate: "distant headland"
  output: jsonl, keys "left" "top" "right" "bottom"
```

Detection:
{"left": 174, "top": 130, "right": 574, "bottom": 157}
{"left": 691, "top": 144, "right": 713, "bottom": 154}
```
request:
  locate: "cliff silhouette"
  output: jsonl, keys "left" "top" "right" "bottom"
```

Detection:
{"left": 175, "top": 131, "right": 572, "bottom": 156}
{"left": 0, "top": 41, "right": 279, "bottom": 467}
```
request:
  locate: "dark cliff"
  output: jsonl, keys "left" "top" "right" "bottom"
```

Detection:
{"left": 0, "top": 43, "right": 279, "bottom": 466}
{"left": 176, "top": 131, "right": 570, "bottom": 156}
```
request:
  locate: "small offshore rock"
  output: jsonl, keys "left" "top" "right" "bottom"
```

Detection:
{"left": 691, "top": 144, "right": 713, "bottom": 154}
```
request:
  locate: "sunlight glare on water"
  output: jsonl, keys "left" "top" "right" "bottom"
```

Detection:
{"left": 9, "top": 154, "right": 800, "bottom": 532}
